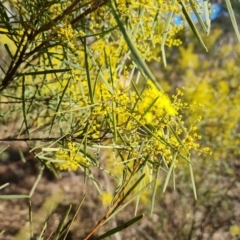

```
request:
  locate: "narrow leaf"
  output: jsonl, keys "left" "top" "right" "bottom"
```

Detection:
{"left": 53, "top": 206, "right": 72, "bottom": 240}
{"left": 189, "top": 160, "right": 197, "bottom": 199}
{"left": 180, "top": 0, "right": 208, "bottom": 51}
{"left": 105, "top": 180, "right": 155, "bottom": 224}
{"left": 163, "top": 152, "right": 177, "bottom": 193}
{"left": 0, "top": 195, "right": 29, "bottom": 199}
{"left": 4, "top": 43, "right": 13, "bottom": 59}
{"left": 224, "top": 0, "right": 240, "bottom": 42}
{"left": 161, "top": 0, "right": 176, "bottom": 67}
{"left": 94, "top": 214, "right": 144, "bottom": 240}
{"left": 204, "top": 0, "right": 211, "bottom": 34}
{"left": 109, "top": 1, "right": 163, "bottom": 90}
{"left": 189, "top": 0, "right": 208, "bottom": 34}
{"left": 61, "top": 193, "right": 87, "bottom": 240}
{"left": 18, "top": 69, "right": 71, "bottom": 76}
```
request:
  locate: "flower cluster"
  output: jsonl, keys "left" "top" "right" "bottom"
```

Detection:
{"left": 159, "top": 28, "right": 239, "bottom": 161}
{"left": 54, "top": 142, "right": 90, "bottom": 171}
{"left": 1, "top": 0, "right": 206, "bottom": 174}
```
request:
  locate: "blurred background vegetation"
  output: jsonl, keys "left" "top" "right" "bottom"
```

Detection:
{"left": 0, "top": 0, "right": 240, "bottom": 239}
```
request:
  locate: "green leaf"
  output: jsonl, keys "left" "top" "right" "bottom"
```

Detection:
{"left": 162, "top": 152, "right": 177, "bottom": 193}
{"left": 61, "top": 193, "right": 86, "bottom": 240}
{"left": 17, "top": 69, "right": 71, "bottom": 76}
{"left": 0, "top": 183, "right": 9, "bottom": 190}
{"left": 86, "top": 47, "right": 113, "bottom": 94}
{"left": 29, "top": 166, "right": 44, "bottom": 198}
{"left": 109, "top": 0, "right": 163, "bottom": 90}
{"left": 224, "top": 0, "right": 240, "bottom": 43}
{"left": 94, "top": 214, "right": 144, "bottom": 240}
{"left": 0, "top": 194, "right": 29, "bottom": 199}
{"left": 83, "top": 38, "right": 94, "bottom": 104}
{"left": 189, "top": 160, "right": 197, "bottom": 200}
{"left": 38, "top": 211, "right": 52, "bottom": 240}
{"left": 179, "top": 0, "right": 208, "bottom": 52}
{"left": 117, "top": 173, "right": 145, "bottom": 206}
{"left": 53, "top": 206, "right": 72, "bottom": 240}
{"left": 63, "top": 59, "right": 86, "bottom": 71}
{"left": 203, "top": 0, "right": 211, "bottom": 34}
{"left": 189, "top": 0, "right": 208, "bottom": 34}
{"left": 150, "top": 165, "right": 161, "bottom": 215}
{"left": 4, "top": 43, "right": 13, "bottom": 59}
{"left": 105, "top": 180, "right": 155, "bottom": 224}
{"left": 161, "top": 0, "right": 176, "bottom": 67}
{"left": 49, "top": 75, "right": 71, "bottom": 134}
{"left": 21, "top": 75, "right": 29, "bottom": 136}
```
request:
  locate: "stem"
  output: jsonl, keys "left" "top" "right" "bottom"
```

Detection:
{"left": 0, "top": 30, "right": 29, "bottom": 91}
{"left": 84, "top": 160, "right": 141, "bottom": 239}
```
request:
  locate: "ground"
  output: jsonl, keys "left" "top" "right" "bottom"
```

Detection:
{"left": 0, "top": 148, "right": 239, "bottom": 240}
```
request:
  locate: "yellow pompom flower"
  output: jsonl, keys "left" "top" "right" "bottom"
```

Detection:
{"left": 101, "top": 191, "right": 113, "bottom": 207}
{"left": 138, "top": 80, "right": 177, "bottom": 124}
{"left": 54, "top": 142, "right": 90, "bottom": 171}
{"left": 230, "top": 225, "right": 240, "bottom": 237}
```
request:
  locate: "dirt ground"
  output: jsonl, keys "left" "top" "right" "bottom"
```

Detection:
{"left": 0, "top": 149, "right": 158, "bottom": 240}
{"left": 0, "top": 148, "right": 240, "bottom": 240}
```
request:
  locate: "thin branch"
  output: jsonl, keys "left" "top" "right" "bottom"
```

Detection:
{"left": 84, "top": 160, "right": 142, "bottom": 239}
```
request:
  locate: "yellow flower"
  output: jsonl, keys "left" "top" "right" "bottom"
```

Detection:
{"left": 54, "top": 142, "right": 90, "bottom": 171}
{"left": 230, "top": 225, "right": 240, "bottom": 237}
{"left": 101, "top": 191, "right": 113, "bottom": 206}
{"left": 138, "top": 80, "right": 177, "bottom": 124}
